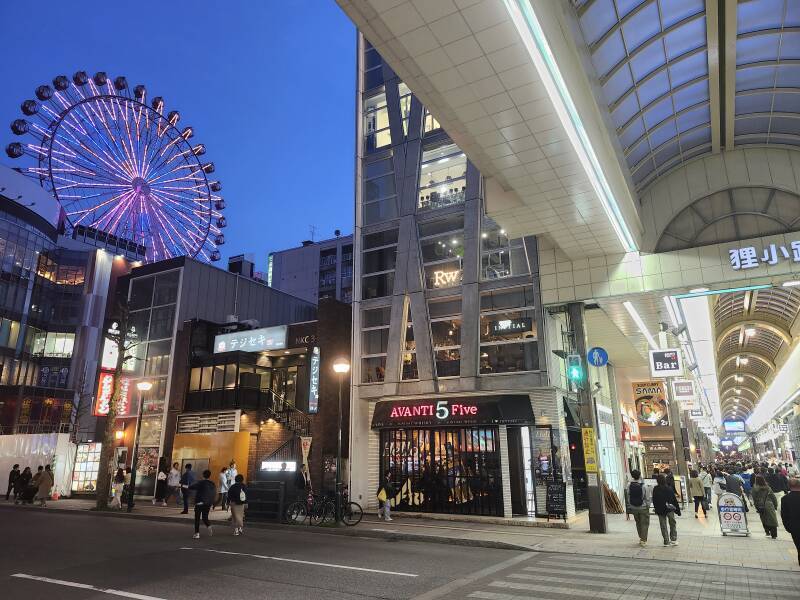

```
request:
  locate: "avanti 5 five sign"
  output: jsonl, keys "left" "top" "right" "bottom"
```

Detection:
{"left": 371, "top": 395, "right": 534, "bottom": 428}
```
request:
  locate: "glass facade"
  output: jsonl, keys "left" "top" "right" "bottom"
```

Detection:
{"left": 418, "top": 143, "right": 467, "bottom": 211}
{"left": 380, "top": 427, "right": 503, "bottom": 516}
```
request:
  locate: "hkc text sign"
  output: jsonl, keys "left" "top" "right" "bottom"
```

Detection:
{"left": 649, "top": 349, "right": 683, "bottom": 378}
{"left": 371, "top": 395, "right": 534, "bottom": 428}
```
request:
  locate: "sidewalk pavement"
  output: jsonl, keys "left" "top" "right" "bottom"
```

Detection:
{"left": 3, "top": 497, "right": 798, "bottom": 572}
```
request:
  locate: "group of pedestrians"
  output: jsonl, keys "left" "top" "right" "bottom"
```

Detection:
{"left": 143, "top": 460, "right": 246, "bottom": 538}
{"left": 626, "top": 461, "right": 800, "bottom": 565}
{"left": 5, "top": 463, "right": 54, "bottom": 507}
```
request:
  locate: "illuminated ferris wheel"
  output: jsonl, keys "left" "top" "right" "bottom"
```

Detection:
{"left": 6, "top": 71, "right": 226, "bottom": 262}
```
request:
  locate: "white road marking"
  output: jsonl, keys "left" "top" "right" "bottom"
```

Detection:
{"left": 180, "top": 547, "right": 418, "bottom": 577}
{"left": 11, "top": 574, "right": 166, "bottom": 600}
{"left": 370, "top": 528, "right": 399, "bottom": 532}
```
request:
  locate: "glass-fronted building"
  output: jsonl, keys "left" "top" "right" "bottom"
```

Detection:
{"left": 350, "top": 38, "right": 574, "bottom": 519}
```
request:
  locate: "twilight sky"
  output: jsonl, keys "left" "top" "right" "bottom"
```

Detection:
{"left": 0, "top": 1, "right": 355, "bottom": 271}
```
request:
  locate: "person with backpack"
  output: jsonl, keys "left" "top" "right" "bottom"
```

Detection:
{"left": 688, "top": 470, "right": 707, "bottom": 518}
{"left": 228, "top": 474, "right": 248, "bottom": 536}
{"left": 652, "top": 474, "right": 680, "bottom": 546}
{"left": 627, "top": 469, "right": 651, "bottom": 546}
{"left": 376, "top": 469, "right": 394, "bottom": 521}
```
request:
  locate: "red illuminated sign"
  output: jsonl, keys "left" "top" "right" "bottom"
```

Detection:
{"left": 93, "top": 371, "right": 132, "bottom": 417}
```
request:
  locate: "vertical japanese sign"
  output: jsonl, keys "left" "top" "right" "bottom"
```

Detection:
{"left": 93, "top": 371, "right": 132, "bottom": 416}
{"left": 300, "top": 436, "right": 312, "bottom": 467}
{"left": 308, "top": 346, "right": 320, "bottom": 413}
{"left": 581, "top": 427, "right": 598, "bottom": 473}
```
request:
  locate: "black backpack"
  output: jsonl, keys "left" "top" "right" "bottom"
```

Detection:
{"left": 629, "top": 481, "right": 644, "bottom": 507}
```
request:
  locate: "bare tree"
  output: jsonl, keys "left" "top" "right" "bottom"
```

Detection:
{"left": 94, "top": 300, "right": 140, "bottom": 510}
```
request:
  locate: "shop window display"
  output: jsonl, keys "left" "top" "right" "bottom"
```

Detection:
{"left": 380, "top": 427, "right": 502, "bottom": 516}
{"left": 72, "top": 442, "right": 102, "bottom": 492}
{"left": 479, "top": 287, "right": 538, "bottom": 374}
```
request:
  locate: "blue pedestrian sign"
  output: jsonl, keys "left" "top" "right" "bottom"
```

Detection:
{"left": 587, "top": 347, "right": 608, "bottom": 367}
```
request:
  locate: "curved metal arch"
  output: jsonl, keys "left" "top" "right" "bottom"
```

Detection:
{"left": 715, "top": 320, "right": 792, "bottom": 353}
{"left": 721, "top": 396, "right": 755, "bottom": 409}
{"left": 719, "top": 372, "right": 767, "bottom": 390}
{"left": 615, "top": 75, "right": 708, "bottom": 136}
{"left": 624, "top": 105, "right": 711, "bottom": 164}
{"left": 629, "top": 129, "right": 712, "bottom": 177}
{"left": 720, "top": 385, "right": 760, "bottom": 402}
{"left": 718, "top": 351, "right": 776, "bottom": 373}
{"left": 598, "top": 12, "right": 707, "bottom": 86}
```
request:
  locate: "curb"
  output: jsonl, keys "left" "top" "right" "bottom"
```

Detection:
{"left": 0, "top": 503, "right": 532, "bottom": 553}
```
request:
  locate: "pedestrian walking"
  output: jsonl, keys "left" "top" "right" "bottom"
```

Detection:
{"left": 652, "top": 474, "right": 680, "bottom": 546}
{"left": 689, "top": 470, "right": 707, "bottom": 517}
{"left": 228, "top": 474, "right": 248, "bottom": 535}
{"left": 216, "top": 467, "right": 230, "bottom": 511}
{"left": 35, "top": 465, "right": 54, "bottom": 507}
{"left": 153, "top": 464, "right": 168, "bottom": 506}
{"left": 6, "top": 464, "right": 19, "bottom": 501}
{"left": 752, "top": 474, "right": 779, "bottom": 539}
{"left": 109, "top": 468, "right": 125, "bottom": 509}
{"left": 179, "top": 463, "right": 195, "bottom": 514}
{"left": 13, "top": 467, "right": 31, "bottom": 504}
{"left": 781, "top": 477, "right": 800, "bottom": 566}
{"left": 165, "top": 462, "right": 181, "bottom": 506}
{"left": 188, "top": 469, "right": 216, "bottom": 539}
{"left": 377, "top": 469, "right": 394, "bottom": 522}
{"left": 226, "top": 461, "right": 238, "bottom": 489}
{"left": 700, "top": 466, "right": 712, "bottom": 508}
{"left": 663, "top": 468, "right": 677, "bottom": 496}
{"left": 626, "top": 469, "right": 651, "bottom": 546}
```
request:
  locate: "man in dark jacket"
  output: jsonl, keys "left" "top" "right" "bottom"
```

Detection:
{"left": 652, "top": 474, "right": 680, "bottom": 547}
{"left": 188, "top": 469, "right": 216, "bottom": 539}
{"left": 781, "top": 477, "right": 800, "bottom": 566}
{"left": 6, "top": 464, "right": 19, "bottom": 501}
{"left": 179, "top": 464, "right": 196, "bottom": 514}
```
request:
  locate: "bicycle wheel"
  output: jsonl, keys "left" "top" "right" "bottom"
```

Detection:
{"left": 341, "top": 501, "right": 363, "bottom": 526}
{"left": 285, "top": 501, "right": 307, "bottom": 525}
{"left": 320, "top": 500, "right": 337, "bottom": 525}
{"left": 309, "top": 500, "right": 329, "bottom": 525}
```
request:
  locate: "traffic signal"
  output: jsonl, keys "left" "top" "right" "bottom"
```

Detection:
{"left": 567, "top": 354, "right": 584, "bottom": 385}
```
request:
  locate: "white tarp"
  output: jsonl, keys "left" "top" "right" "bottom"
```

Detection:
{"left": 0, "top": 434, "right": 76, "bottom": 498}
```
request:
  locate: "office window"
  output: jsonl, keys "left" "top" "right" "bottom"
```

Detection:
{"left": 129, "top": 276, "right": 154, "bottom": 310}
{"left": 418, "top": 143, "right": 467, "bottom": 211}
{"left": 362, "top": 306, "right": 390, "bottom": 383}
{"left": 363, "top": 158, "right": 397, "bottom": 225}
{"left": 481, "top": 217, "right": 529, "bottom": 280}
{"left": 149, "top": 305, "right": 175, "bottom": 340}
{"left": 153, "top": 270, "right": 179, "bottom": 305}
{"left": 399, "top": 82, "right": 412, "bottom": 136}
{"left": 364, "top": 46, "right": 384, "bottom": 90}
{"left": 364, "top": 91, "right": 390, "bottom": 153}
{"left": 480, "top": 287, "right": 538, "bottom": 374}
{"left": 361, "top": 229, "right": 398, "bottom": 300}
{"left": 429, "top": 297, "right": 461, "bottom": 377}
{"left": 402, "top": 308, "right": 418, "bottom": 380}
{"left": 424, "top": 108, "right": 441, "bottom": 134}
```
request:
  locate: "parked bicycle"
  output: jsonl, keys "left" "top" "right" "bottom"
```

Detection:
{"left": 285, "top": 489, "right": 363, "bottom": 526}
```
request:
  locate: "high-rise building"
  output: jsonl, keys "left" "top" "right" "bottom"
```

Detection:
{"left": 349, "top": 37, "right": 566, "bottom": 519}
{"left": 268, "top": 234, "right": 354, "bottom": 304}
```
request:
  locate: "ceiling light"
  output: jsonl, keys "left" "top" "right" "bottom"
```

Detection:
{"left": 744, "top": 328, "right": 756, "bottom": 337}
{"left": 623, "top": 301, "right": 659, "bottom": 350}
{"left": 735, "top": 375, "right": 743, "bottom": 383}
{"left": 735, "top": 388, "right": 741, "bottom": 394}
{"left": 481, "top": 233, "right": 488, "bottom": 239}
{"left": 783, "top": 280, "right": 800, "bottom": 287}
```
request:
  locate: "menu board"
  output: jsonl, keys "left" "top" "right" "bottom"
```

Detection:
{"left": 546, "top": 481, "right": 567, "bottom": 518}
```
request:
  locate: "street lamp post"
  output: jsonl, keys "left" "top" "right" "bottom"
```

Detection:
{"left": 127, "top": 380, "right": 152, "bottom": 513}
{"left": 332, "top": 358, "right": 350, "bottom": 524}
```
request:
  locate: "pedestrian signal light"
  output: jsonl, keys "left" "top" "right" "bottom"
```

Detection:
{"left": 567, "top": 354, "right": 583, "bottom": 384}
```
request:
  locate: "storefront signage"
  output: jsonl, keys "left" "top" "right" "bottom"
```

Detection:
{"left": 633, "top": 381, "right": 669, "bottom": 426}
{"left": 92, "top": 371, "right": 132, "bottom": 417}
{"left": 546, "top": 481, "right": 567, "bottom": 518}
{"left": 649, "top": 349, "right": 683, "bottom": 378}
{"left": 690, "top": 408, "right": 704, "bottom": 417}
{"left": 214, "top": 325, "right": 287, "bottom": 354}
{"left": 729, "top": 242, "right": 800, "bottom": 271}
{"left": 672, "top": 380, "right": 695, "bottom": 409}
{"left": 308, "top": 347, "right": 320, "bottom": 413}
{"left": 581, "top": 427, "right": 598, "bottom": 473}
{"left": 643, "top": 441, "right": 673, "bottom": 454}
{"left": 371, "top": 395, "right": 534, "bottom": 428}
{"left": 432, "top": 269, "right": 461, "bottom": 287}
{"left": 718, "top": 492, "right": 748, "bottom": 534}
{"left": 300, "top": 436, "right": 312, "bottom": 467}
{"left": 100, "top": 321, "right": 138, "bottom": 372}
{"left": 489, "top": 317, "right": 532, "bottom": 336}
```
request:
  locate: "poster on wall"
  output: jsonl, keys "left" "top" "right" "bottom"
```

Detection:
{"left": 633, "top": 381, "right": 669, "bottom": 426}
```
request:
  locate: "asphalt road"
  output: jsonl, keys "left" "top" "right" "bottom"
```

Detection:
{"left": 2, "top": 509, "right": 799, "bottom": 599}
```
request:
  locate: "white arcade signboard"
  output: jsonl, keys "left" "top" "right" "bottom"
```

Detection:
{"left": 717, "top": 492, "right": 750, "bottom": 536}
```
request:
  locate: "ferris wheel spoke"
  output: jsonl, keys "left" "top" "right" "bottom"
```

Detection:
{"left": 149, "top": 192, "right": 208, "bottom": 246}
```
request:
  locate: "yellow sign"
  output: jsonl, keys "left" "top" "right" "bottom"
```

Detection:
{"left": 582, "top": 427, "right": 598, "bottom": 473}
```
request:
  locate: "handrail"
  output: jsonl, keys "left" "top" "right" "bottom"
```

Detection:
{"left": 264, "top": 390, "right": 311, "bottom": 436}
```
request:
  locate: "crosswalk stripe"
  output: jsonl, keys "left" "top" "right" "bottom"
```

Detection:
{"left": 468, "top": 592, "right": 531, "bottom": 600}
{"left": 489, "top": 580, "right": 621, "bottom": 599}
